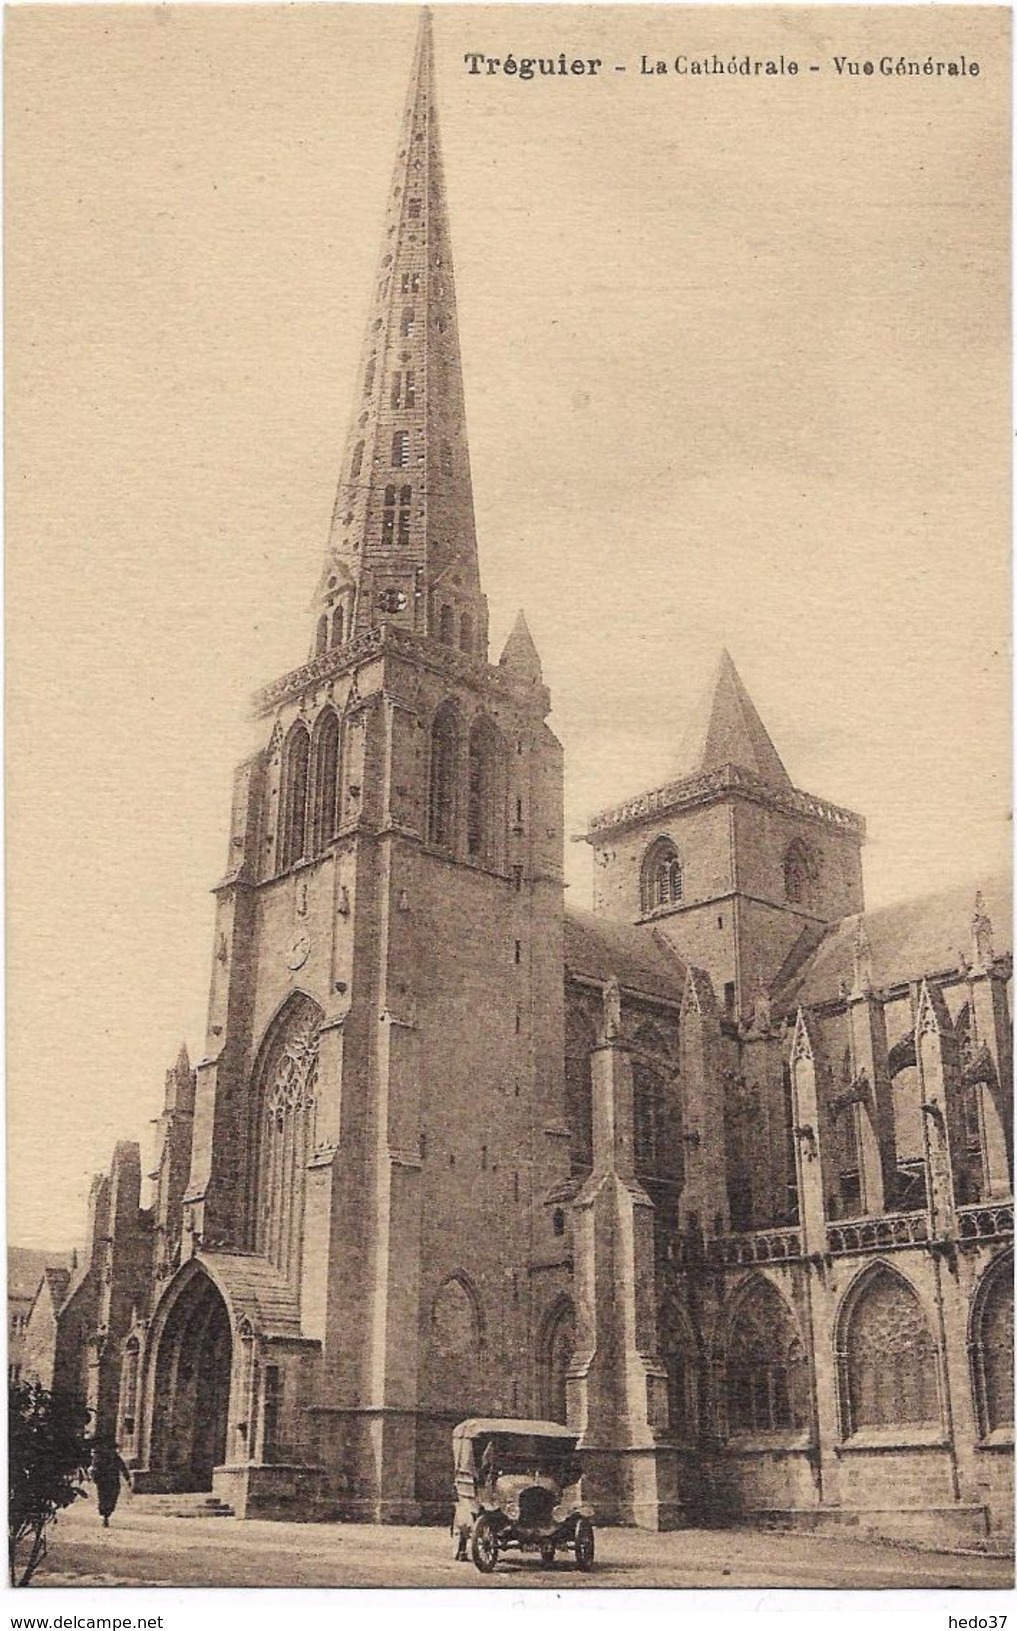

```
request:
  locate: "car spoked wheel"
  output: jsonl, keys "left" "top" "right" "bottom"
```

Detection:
{"left": 471, "top": 1514, "right": 499, "bottom": 1574}
{"left": 574, "top": 1518, "right": 595, "bottom": 1572}
{"left": 539, "top": 1541, "right": 556, "bottom": 1567}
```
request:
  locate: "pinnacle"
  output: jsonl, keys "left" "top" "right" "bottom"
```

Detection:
{"left": 499, "top": 610, "right": 542, "bottom": 683}
{"left": 675, "top": 650, "right": 792, "bottom": 788}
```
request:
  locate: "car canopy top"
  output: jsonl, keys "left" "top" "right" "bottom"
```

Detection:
{"left": 452, "top": 1419, "right": 579, "bottom": 1476}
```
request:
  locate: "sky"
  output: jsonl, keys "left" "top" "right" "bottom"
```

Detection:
{"left": 6, "top": 4, "right": 1010, "bottom": 1250}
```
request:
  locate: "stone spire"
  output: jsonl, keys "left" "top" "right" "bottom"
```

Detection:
{"left": 675, "top": 649, "right": 792, "bottom": 788}
{"left": 311, "top": 9, "right": 487, "bottom": 658}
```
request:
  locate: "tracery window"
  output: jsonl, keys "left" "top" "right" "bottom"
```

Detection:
{"left": 632, "top": 1025, "right": 679, "bottom": 1184}
{"left": 278, "top": 724, "right": 310, "bottom": 872}
{"left": 726, "top": 1280, "right": 809, "bottom": 1435}
{"left": 429, "top": 703, "right": 459, "bottom": 850}
{"left": 314, "top": 613, "right": 328, "bottom": 657}
{"left": 330, "top": 605, "right": 344, "bottom": 648}
{"left": 310, "top": 710, "right": 340, "bottom": 853}
{"left": 253, "top": 995, "right": 323, "bottom": 1284}
{"left": 972, "top": 1259, "right": 1013, "bottom": 1437}
{"left": 564, "top": 1006, "right": 596, "bottom": 1176}
{"left": 640, "top": 838, "right": 683, "bottom": 915}
{"left": 839, "top": 1267, "right": 939, "bottom": 1434}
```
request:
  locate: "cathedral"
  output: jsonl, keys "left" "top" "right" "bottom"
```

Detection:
{"left": 34, "top": 12, "right": 1012, "bottom": 1543}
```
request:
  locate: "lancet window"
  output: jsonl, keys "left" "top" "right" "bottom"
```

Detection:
{"left": 466, "top": 716, "right": 501, "bottom": 864}
{"left": 428, "top": 703, "right": 459, "bottom": 849}
{"left": 310, "top": 710, "right": 341, "bottom": 853}
{"left": 278, "top": 724, "right": 310, "bottom": 871}
{"left": 640, "top": 837, "right": 683, "bottom": 915}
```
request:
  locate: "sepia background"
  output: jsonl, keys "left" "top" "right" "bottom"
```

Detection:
{"left": 6, "top": 3, "right": 1010, "bottom": 1249}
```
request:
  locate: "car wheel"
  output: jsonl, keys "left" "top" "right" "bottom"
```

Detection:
{"left": 471, "top": 1514, "right": 499, "bottom": 1574}
{"left": 540, "top": 1541, "right": 556, "bottom": 1566}
{"left": 574, "top": 1518, "right": 595, "bottom": 1572}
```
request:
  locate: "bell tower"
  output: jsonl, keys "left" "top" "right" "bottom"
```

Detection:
{"left": 179, "top": 10, "right": 567, "bottom": 1520}
{"left": 587, "top": 651, "right": 866, "bottom": 1018}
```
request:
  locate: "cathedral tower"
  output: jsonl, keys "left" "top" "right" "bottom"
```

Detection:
{"left": 587, "top": 651, "right": 866, "bottom": 1018}
{"left": 136, "top": 11, "right": 566, "bottom": 1520}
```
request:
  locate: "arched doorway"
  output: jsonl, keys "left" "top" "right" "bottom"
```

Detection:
{"left": 149, "top": 1269, "right": 232, "bottom": 1491}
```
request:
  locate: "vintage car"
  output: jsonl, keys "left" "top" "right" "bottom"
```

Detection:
{"left": 451, "top": 1417, "right": 595, "bottom": 1574}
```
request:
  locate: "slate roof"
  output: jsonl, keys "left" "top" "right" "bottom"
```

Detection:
{"left": 674, "top": 649, "right": 792, "bottom": 788}
{"left": 774, "top": 873, "right": 1012, "bottom": 1012}
{"left": 8, "top": 1247, "right": 75, "bottom": 1304}
{"left": 564, "top": 908, "right": 686, "bottom": 1004}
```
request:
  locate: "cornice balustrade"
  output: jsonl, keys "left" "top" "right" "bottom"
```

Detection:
{"left": 708, "top": 1226, "right": 803, "bottom": 1266}
{"left": 826, "top": 1211, "right": 930, "bottom": 1255}
{"left": 957, "top": 1202, "right": 1014, "bottom": 1242}
{"left": 252, "top": 622, "right": 548, "bottom": 718}
{"left": 588, "top": 763, "right": 865, "bottom": 840}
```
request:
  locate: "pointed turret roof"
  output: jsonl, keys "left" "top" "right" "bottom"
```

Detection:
{"left": 314, "top": 10, "right": 486, "bottom": 655}
{"left": 675, "top": 650, "right": 792, "bottom": 788}
{"left": 499, "top": 611, "right": 542, "bottom": 684}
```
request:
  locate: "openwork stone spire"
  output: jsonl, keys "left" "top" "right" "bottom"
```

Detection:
{"left": 312, "top": 10, "right": 487, "bottom": 657}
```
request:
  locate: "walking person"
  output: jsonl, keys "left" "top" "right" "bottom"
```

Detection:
{"left": 91, "top": 1439, "right": 131, "bottom": 1528}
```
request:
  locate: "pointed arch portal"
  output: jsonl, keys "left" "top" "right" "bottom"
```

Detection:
{"left": 148, "top": 1268, "right": 232, "bottom": 1492}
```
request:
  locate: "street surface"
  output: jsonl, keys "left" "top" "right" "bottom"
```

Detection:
{"left": 28, "top": 1496, "right": 1014, "bottom": 1590}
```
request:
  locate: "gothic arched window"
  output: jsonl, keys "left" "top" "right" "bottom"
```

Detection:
{"left": 838, "top": 1266, "right": 939, "bottom": 1434}
{"left": 783, "top": 839, "right": 817, "bottom": 908}
{"left": 467, "top": 716, "right": 502, "bottom": 863}
{"left": 540, "top": 1298, "right": 576, "bottom": 1425}
{"left": 971, "top": 1256, "right": 1013, "bottom": 1437}
{"left": 350, "top": 440, "right": 364, "bottom": 479}
{"left": 392, "top": 430, "right": 410, "bottom": 468}
{"left": 314, "top": 614, "right": 328, "bottom": 657}
{"left": 632, "top": 1024, "right": 679, "bottom": 1184}
{"left": 565, "top": 1005, "right": 596, "bottom": 1176}
{"left": 640, "top": 837, "right": 683, "bottom": 915}
{"left": 460, "top": 612, "right": 474, "bottom": 655}
{"left": 330, "top": 605, "right": 345, "bottom": 648}
{"left": 438, "top": 604, "right": 454, "bottom": 645}
{"left": 726, "top": 1279, "right": 809, "bottom": 1435}
{"left": 310, "top": 709, "right": 341, "bottom": 854}
{"left": 278, "top": 724, "right": 310, "bottom": 872}
{"left": 428, "top": 702, "right": 459, "bottom": 850}
{"left": 251, "top": 994, "right": 323, "bottom": 1285}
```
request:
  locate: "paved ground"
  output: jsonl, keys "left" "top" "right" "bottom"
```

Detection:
{"left": 26, "top": 1496, "right": 1014, "bottom": 1591}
